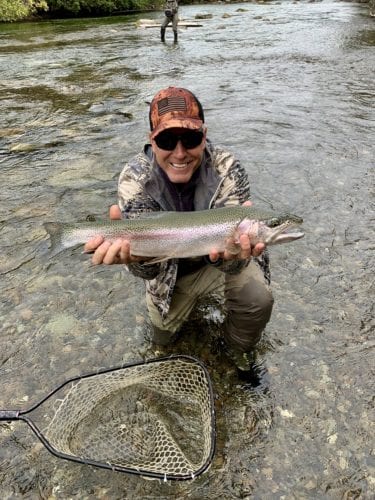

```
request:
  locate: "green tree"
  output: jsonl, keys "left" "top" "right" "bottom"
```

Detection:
{"left": 0, "top": 0, "right": 48, "bottom": 22}
{"left": 47, "top": 0, "right": 154, "bottom": 16}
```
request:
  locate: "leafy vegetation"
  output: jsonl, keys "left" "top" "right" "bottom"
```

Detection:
{"left": 0, "top": 0, "right": 48, "bottom": 22}
{"left": 47, "top": 0, "right": 156, "bottom": 16}
{"left": 0, "top": 0, "right": 158, "bottom": 22}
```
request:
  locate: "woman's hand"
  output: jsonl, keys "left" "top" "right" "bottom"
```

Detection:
{"left": 83, "top": 205, "right": 146, "bottom": 265}
{"left": 208, "top": 201, "right": 265, "bottom": 263}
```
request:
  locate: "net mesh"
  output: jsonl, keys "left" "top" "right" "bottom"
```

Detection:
{"left": 44, "top": 357, "right": 214, "bottom": 478}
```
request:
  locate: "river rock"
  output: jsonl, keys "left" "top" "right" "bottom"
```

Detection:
{"left": 195, "top": 14, "right": 213, "bottom": 20}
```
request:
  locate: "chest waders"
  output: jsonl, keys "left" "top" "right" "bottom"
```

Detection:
{"left": 161, "top": 13, "right": 178, "bottom": 43}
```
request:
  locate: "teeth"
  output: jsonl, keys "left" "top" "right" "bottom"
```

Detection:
{"left": 170, "top": 163, "right": 189, "bottom": 169}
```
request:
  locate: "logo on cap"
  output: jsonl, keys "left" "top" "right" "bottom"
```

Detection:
{"left": 157, "top": 96, "right": 187, "bottom": 116}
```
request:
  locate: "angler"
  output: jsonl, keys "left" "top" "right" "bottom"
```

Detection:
{"left": 74, "top": 87, "right": 304, "bottom": 383}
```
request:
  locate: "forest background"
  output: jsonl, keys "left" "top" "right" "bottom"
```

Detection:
{"left": 1, "top": 0, "right": 163, "bottom": 21}
{"left": 1, "top": 0, "right": 374, "bottom": 23}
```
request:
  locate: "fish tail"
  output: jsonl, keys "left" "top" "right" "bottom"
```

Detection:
{"left": 43, "top": 222, "right": 65, "bottom": 256}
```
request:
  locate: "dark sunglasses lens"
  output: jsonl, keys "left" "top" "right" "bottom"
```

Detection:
{"left": 181, "top": 131, "right": 204, "bottom": 149}
{"left": 154, "top": 132, "right": 177, "bottom": 150}
{"left": 155, "top": 130, "right": 203, "bottom": 150}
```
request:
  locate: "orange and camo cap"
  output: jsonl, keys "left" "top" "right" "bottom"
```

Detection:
{"left": 149, "top": 87, "right": 205, "bottom": 139}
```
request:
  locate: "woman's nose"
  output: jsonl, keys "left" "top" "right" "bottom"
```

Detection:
{"left": 173, "top": 140, "right": 187, "bottom": 156}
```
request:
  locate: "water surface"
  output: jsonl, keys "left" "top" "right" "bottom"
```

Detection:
{"left": 0, "top": 1, "right": 374, "bottom": 498}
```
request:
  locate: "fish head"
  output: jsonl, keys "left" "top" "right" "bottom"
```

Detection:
{"left": 261, "top": 213, "right": 304, "bottom": 245}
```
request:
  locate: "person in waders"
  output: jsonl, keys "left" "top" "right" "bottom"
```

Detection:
{"left": 84, "top": 87, "right": 274, "bottom": 387}
{"left": 161, "top": 0, "right": 178, "bottom": 43}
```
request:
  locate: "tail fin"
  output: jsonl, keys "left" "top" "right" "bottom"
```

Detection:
{"left": 43, "top": 222, "right": 65, "bottom": 257}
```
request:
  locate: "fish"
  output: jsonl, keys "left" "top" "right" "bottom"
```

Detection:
{"left": 43, "top": 205, "right": 304, "bottom": 262}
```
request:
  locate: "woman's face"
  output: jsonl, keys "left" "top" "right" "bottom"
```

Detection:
{"left": 150, "top": 127, "right": 207, "bottom": 184}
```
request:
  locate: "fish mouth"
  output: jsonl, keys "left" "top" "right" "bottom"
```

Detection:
{"left": 265, "top": 221, "right": 305, "bottom": 244}
{"left": 282, "top": 229, "right": 305, "bottom": 240}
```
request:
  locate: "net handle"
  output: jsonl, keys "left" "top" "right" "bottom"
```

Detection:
{"left": 0, "top": 410, "right": 20, "bottom": 420}
{"left": 0, "top": 410, "right": 114, "bottom": 475}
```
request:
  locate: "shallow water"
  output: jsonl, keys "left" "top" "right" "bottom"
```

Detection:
{"left": 0, "top": 1, "right": 374, "bottom": 498}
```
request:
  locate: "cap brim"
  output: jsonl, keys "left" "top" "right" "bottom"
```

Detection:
{"left": 151, "top": 118, "right": 203, "bottom": 139}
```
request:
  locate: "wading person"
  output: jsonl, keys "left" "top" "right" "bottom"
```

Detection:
{"left": 84, "top": 87, "right": 274, "bottom": 379}
{"left": 161, "top": 0, "right": 178, "bottom": 43}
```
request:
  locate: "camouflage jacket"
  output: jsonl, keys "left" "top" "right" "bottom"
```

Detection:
{"left": 118, "top": 140, "right": 270, "bottom": 319}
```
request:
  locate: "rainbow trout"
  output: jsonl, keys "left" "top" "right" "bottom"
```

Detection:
{"left": 44, "top": 206, "right": 304, "bottom": 261}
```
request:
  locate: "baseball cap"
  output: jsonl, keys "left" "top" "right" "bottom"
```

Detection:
{"left": 149, "top": 87, "right": 205, "bottom": 139}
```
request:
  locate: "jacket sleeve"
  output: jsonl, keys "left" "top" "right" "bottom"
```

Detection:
{"left": 126, "top": 261, "right": 161, "bottom": 280}
{"left": 117, "top": 155, "right": 163, "bottom": 280}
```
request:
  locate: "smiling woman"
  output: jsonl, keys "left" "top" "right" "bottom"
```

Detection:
{"left": 83, "top": 85, "right": 276, "bottom": 378}
{"left": 148, "top": 87, "right": 207, "bottom": 183}
{"left": 151, "top": 127, "right": 206, "bottom": 183}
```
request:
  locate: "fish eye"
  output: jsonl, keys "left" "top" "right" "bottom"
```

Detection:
{"left": 268, "top": 217, "right": 280, "bottom": 227}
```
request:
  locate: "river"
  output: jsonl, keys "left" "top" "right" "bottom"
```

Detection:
{"left": 0, "top": 1, "right": 374, "bottom": 498}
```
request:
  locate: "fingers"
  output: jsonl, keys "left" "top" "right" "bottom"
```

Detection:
{"left": 119, "top": 240, "right": 131, "bottom": 263}
{"left": 239, "top": 234, "right": 252, "bottom": 259}
{"left": 223, "top": 236, "right": 244, "bottom": 261}
{"left": 85, "top": 206, "right": 126, "bottom": 264}
{"left": 101, "top": 239, "right": 128, "bottom": 265}
{"left": 208, "top": 248, "right": 220, "bottom": 263}
{"left": 238, "top": 236, "right": 265, "bottom": 258}
{"left": 241, "top": 202, "right": 265, "bottom": 257}
{"left": 83, "top": 235, "right": 104, "bottom": 254}
{"left": 252, "top": 242, "right": 265, "bottom": 257}
{"left": 109, "top": 205, "right": 122, "bottom": 220}
{"left": 218, "top": 235, "right": 265, "bottom": 262}
{"left": 90, "top": 239, "right": 131, "bottom": 265}
{"left": 91, "top": 240, "right": 112, "bottom": 265}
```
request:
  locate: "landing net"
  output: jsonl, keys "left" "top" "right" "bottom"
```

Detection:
{"left": 44, "top": 356, "right": 215, "bottom": 480}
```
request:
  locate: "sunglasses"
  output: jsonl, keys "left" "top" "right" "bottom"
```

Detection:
{"left": 154, "top": 129, "right": 204, "bottom": 151}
